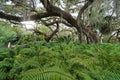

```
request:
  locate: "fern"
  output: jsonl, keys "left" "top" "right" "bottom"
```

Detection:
{"left": 20, "top": 58, "right": 40, "bottom": 71}
{"left": 22, "top": 67, "right": 75, "bottom": 80}
{"left": 0, "top": 40, "right": 120, "bottom": 80}
{"left": 0, "top": 59, "right": 13, "bottom": 80}
{"left": 89, "top": 70, "right": 120, "bottom": 80}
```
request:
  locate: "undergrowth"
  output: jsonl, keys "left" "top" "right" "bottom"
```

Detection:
{"left": 0, "top": 41, "right": 120, "bottom": 80}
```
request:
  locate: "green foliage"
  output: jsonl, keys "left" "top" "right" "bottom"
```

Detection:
{"left": 0, "top": 40, "right": 120, "bottom": 80}
{"left": 0, "top": 23, "right": 17, "bottom": 53}
{"left": 22, "top": 67, "right": 75, "bottom": 80}
{"left": 0, "top": 25, "right": 17, "bottom": 44}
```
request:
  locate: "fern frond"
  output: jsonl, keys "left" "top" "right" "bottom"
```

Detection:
{"left": 22, "top": 67, "right": 75, "bottom": 80}
{"left": 89, "top": 70, "right": 120, "bottom": 80}
{"left": 20, "top": 58, "right": 40, "bottom": 71}
{"left": 100, "top": 70, "right": 120, "bottom": 80}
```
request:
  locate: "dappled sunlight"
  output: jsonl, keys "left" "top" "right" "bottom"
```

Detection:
{"left": 21, "top": 21, "right": 37, "bottom": 30}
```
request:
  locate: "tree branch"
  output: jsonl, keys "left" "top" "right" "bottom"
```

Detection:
{"left": 76, "top": 0, "right": 94, "bottom": 42}
{"left": 77, "top": 0, "right": 94, "bottom": 21}
{"left": 45, "top": 22, "right": 59, "bottom": 42}
{"left": 0, "top": 11, "right": 53, "bottom": 22}
{"left": 0, "top": 11, "right": 22, "bottom": 21}
{"left": 33, "top": 29, "right": 47, "bottom": 36}
{"left": 0, "top": 0, "right": 99, "bottom": 43}
{"left": 40, "top": 0, "right": 78, "bottom": 27}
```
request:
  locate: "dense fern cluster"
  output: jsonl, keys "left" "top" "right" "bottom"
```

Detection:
{"left": 0, "top": 41, "right": 120, "bottom": 80}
